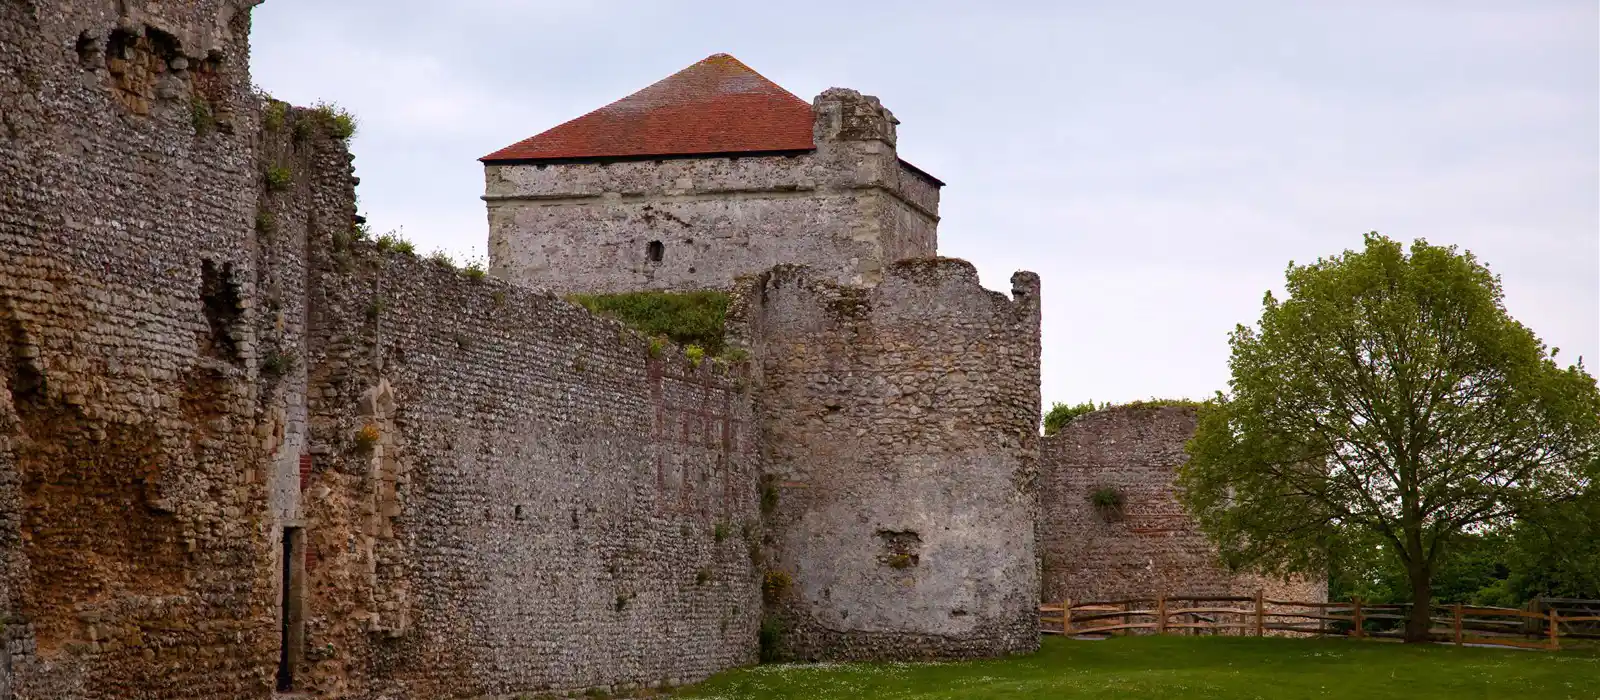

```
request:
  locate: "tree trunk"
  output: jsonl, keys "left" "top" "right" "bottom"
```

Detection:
{"left": 1404, "top": 565, "right": 1434, "bottom": 643}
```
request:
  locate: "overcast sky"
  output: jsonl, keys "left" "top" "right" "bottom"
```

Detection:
{"left": 250, "top": 1, "right": 1598, "bottom": 409}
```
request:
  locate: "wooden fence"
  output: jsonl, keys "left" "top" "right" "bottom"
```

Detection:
{"left": 1039, "top": 593, "right": 1600, "bottom": 651}
{"left": 1535, "top": 598, "right": 1600, "bottom": 639}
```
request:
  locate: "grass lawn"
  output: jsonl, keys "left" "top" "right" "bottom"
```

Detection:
{"left": 673, "top": 635, "right": 1599, "bottom": 699}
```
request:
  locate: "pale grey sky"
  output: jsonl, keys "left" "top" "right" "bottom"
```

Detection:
{"left": 250, "top": 1, "right": 1599, "bottom": 410}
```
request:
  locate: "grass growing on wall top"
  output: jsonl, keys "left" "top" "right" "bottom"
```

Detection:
{"left": 673, "top": 635, "right": 1600, "bottom": 699}
{"left": 1042, "top": 398, "right": 1205, "bottom": 435}
{"left": 568, "top": 291, "right": 729, "bottom": 355}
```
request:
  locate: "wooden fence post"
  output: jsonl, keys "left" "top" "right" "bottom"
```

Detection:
{"left": 1352, "top": 597, "right": 1365, "bottom": 638}
{"left": 1156, "top": 592, "right": 1168, "bottom": 635}
{"left": 1063, "top": 599, "right": 1072, "bottom": 636}
{"left": 1453, "top": 603, "right": 1463, "bottom": 645}
{"left": 1548, "top": 609, "right": 1560, "bottom": 650}
{"left": 1254, "top": 589, "right": 1265, "bottom": 637}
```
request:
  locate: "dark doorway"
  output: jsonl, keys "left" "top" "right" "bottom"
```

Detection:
{"left": 646, "top": 240, "right": 664, "bottom": 263}
{"left": 276, "top": 527, "right": 304, "bottom": 691}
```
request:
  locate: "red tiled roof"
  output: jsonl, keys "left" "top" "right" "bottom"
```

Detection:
{"left": 481, "top": 53, "right": 817, "bottom": 163}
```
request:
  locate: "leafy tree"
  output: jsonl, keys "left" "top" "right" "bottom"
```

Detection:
{"left": 1499, "top": 485, "right": 1600, "bottom": 602}
{"left": 1179, "top": 234, "right": 1600, "bottom": 642}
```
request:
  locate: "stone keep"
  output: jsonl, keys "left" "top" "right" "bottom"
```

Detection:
{"left": 481, "top": 54, "right": 943, "bottom": 294}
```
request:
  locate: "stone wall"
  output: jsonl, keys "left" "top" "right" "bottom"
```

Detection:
{"left": 1, "top": 2, "right": 766, "bottom": 697}
{"left": 292, "top": 241, "right": 763, "bottom": 698}
{"left": 0, "top": 1, "right": 280, "bottom": 698}
{"left": 484, "top": 89, "right": 940, "bottom": 294}
{"left": 1037, "top": 406, "right": 1326, "bottom": 606}
{"left": 731, "top": 259, "right": 1041, "bottom": 661}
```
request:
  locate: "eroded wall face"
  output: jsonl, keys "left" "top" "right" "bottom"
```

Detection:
{"left": 293, "top": 247, "right": 764, "bottom": 698}
{"left": 1037, "top": 407, "right": 1327, "bottom": 605}
{"left": 484, "top": 156, "right": 940, "bottom": 294}
{"left": 0, "top": 1, "right": 283, "bottom": 698}
{"left": 733, "top": 260, "right": 1041, "bottom": 661}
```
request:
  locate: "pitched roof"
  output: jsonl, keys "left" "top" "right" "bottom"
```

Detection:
{"left": 481, "top": 53, "right": 817, "bottom": 163}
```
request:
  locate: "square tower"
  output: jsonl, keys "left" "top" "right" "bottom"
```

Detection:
{"left": 481, "top": 54, "right": 942, "bottom": 293}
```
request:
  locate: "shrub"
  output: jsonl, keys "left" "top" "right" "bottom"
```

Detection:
{"left": 758, "top": 617, "right": 785, "bottom": 662}
{"left": 463, "top": 261, "right": 486, "bottom": 281}
{"left": 759, "top": 475, "right": 779, "bottom": 515}
{"left": 695, "top": 568, "right": 712, "bottom": 586}
{"left": 647, "top": 336, "right": 668, "bottom": 359}
{"left": 375, "top": 231, "right": 415, "bottom": 255}
{"left": 721, "top": 347, "right": 750, "bottom": 364}
{"left": 713, "top": 522, "right": 730, "bottom": 542}
{"left": 255, "top": 210, "right": 276, "bottom": 236}
{"left": 263, "top": 100, "right": 287, "bottom": 131}
{"left": 190, "top": 96, "right": 215, "bottom": 135}
{"left": 427, "top": 250, "right": 455, "bottom": 269}
{"left": 568, "top": 290, "right": 729, "bottom": 355}
{"left": 762, "top": 570, "right": 792, "bottom": 604}
{"left": 354, "top": 424, "right": 380, "bottom": 455}
{"left": 1043, "top": 400, "right": 1105, "bottom": 435}
{"left": 264, "top": 165, "right": 293, "bottom": 191}
{"left": 309, "top": 101, "right": 357, "bottom": 140}
{"left": 1089, "top": 486, "right": 1126, "bottom": 522}
{"left": 1044, "top": 398, "right": 1205, "bottom": 436}
{"left": 260, "top": 349, "right": 296, "bottom": 378}
{"left": 685, "top": 344, "right": 705, "bottom": 367}
{"left": 1119, "top": 397, "right": 1203, "bottom": 410}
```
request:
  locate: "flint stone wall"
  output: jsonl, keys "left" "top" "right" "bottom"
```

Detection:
{"left": 294, "top": 242, "right": 763, "bottom": 698}
{"left": 0, "top": 1, "right": 286, "bottom": 698}
{"left": 730, "top": 259, "right": 1042, "bottom": 661}
{"left": 1037, "top": 406, "right": 1326, "bottom": 606}
{"left": 1, "top": 1, "right": 765, "bottom": 697}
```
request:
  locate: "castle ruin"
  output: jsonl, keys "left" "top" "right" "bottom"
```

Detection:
{"left": 0, "top": 2, "right": 1317, "bottom": 698}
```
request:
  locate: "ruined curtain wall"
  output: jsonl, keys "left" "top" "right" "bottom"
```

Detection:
{"left": 732, "top": 260, "right": 1041, "bottom": 661}
{"left": 294, "top": 230, "right": 762, "bottom": 697}
{"left": 1, "top": 2, "right": 763, "bottom": 698}
{"left": 0, "top": 1, "right": 283, "bottom": 697}
{"left": 1037, "top": 406, "right": 1327, "bottom": 605}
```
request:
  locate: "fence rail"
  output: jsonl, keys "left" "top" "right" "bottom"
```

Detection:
{"left": 1040, "top": 593, "right": 1597, "bottom": 651}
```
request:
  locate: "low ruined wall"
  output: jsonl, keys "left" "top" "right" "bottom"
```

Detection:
{"left": 1038, "top": 406, "right": 1326, "bottom": 605}
{"left": 732, "top": 259, "right": 1041, "bottom": 661}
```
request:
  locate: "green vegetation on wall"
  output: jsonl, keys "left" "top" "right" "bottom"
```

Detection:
{"left": 568, "top": 290, "right": 730, "bottom": 355}
{"left": 1042, "top": 398, "right": 1202, "bottom": 435}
